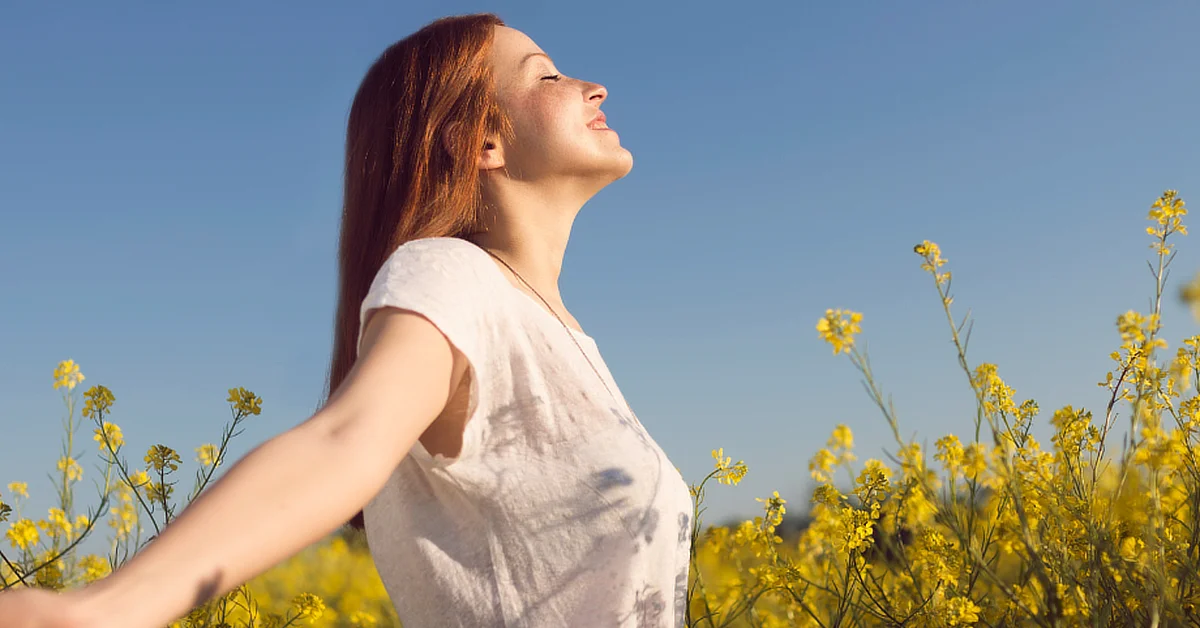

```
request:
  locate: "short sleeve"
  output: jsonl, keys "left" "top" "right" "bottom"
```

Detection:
{"left": 356, "top": 237, "right": 501, "bottom": 464}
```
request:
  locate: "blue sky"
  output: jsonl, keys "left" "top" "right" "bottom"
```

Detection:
{"left": 3, "top": 0, "right": 1199, "bottom": 559}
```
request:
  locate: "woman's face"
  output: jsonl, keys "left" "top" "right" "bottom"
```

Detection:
{"left": 486, "top": 25, "right": 632, "bottom": 185}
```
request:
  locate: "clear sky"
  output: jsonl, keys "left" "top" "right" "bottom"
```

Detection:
{"left": 3, "top": 0, "right": 1199, "bottom": 555}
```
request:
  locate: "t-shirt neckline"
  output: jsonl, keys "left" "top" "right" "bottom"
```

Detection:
{"left": 460, "top": 239, "right": 596, "bottom": 344}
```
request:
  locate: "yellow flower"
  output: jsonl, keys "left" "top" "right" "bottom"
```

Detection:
{"left": 108, "top": 501, "right": 137, "bottom": 538}
{"left": 834, "top": 507, "right": 876, "bottom": 554}
{"left": 755, "top": 491, "right": 787, "bottom": 528}
{"left": 57, "top": 457, "right": 83, "bottom": 482}
{"left": 6, "top": 518, "right": 39, "bottom": 550}
{"left": 291, "top": 592, "right": 326, "bottom": 623}
{"left": 855, "top": 459, "right": 891, "bottom": 503}
{"left": 935, "top": 434, "right": 964, "bottom": 474}
{"left": 1181, "top": 272, "right": 1200, "bottom": 322}
{"left": 971, "top": 363, "right": 1018, "bottom": 416}
{"left": 899, "top": 484, "right": 936, "bottom": 526}
{"left": 914, "top": 240, "right": 953, "bottom": 285}
{"left": 962, "top": 442, "right": 988, "bottom": 478}
{"left": 78, "top": 554, "right": 111, "bottom": 583}
{"left": 1171, "top": 346, "right": 1196, "bottom": 393}
{"left": 195, "top": 444, "right": 220, "bottom": 468}
{"left": 348, "top": 611, "right": 378, "bottom": 627}
{"left": 808, "top": 448, "right": 837, "bottom": 482}
{"left": 93, "top": 421, "right": 124, "bottom": 450}
{"left": 38, "top": 508, "right": 74, "bottom": 541}
{"left": 1147, "top": 189, "right": 1187, "bottom": 252}
{"left": 816, "top": 309, "right": 862, "bottom": 355}
{"left": 829, "top": 424, "right": 853, "bottom": 450}
{"left": 945, "top": 595, "right": 982, "bottom": 626}
{"left": 33, "top": 551, "right": 64, "bottom": 590}
{"left": 913, "top": 240, "right": 947, "bottom": 268}
{"left": 145, "top": 481, "right": 174, "bottom": 504}
{"left": 126, "top": 469, "right": 150, "bottom": 493}
{"left": 1050, "top": 405, "right": 1096, "bottom": 458}
{"left": 228, "top": 387, "right": 263, "bottom": 416}
{"left": 82, "top": 386, "right": 116, "bottom": 420}
{"left": 811, "top": 483, "right": 842, "bottom": 507}
{"left": 80, "top": 386, "right": 115, "bottom": 420}
{"left": 711, "top": 448, "right": 748, "bottom": 486}
{"left": 7, "top": 482, "right": 28, "bottom": 499}
{"left": 145, "top": 445, "right": 181, "bottom": 473}
{"left": 52, "top": 359, "right": 85, "bottom": 390}
{"left": 1116, "top": 310, "right": 1163, "bottom": 349}
{"left": 1119, "top": 536, "right": 1144, "bottom": 562}
{"left": 1149, "top": 189, "right": 1186, "bottom": 224}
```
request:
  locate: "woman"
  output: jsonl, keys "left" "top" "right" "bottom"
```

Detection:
{"left": 0, "top": 12, "right": 692, "bottom": 628}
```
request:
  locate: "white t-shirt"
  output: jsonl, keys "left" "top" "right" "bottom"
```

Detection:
{"left": 356, "top": 237, "right": 693, "bottom": 628}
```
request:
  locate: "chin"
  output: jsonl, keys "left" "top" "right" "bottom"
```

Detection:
{"left": 561, "top": 147, "right": 633, "bottom": 186}
{"left": 606, "top": 148, "right": 634, "bottom": 180}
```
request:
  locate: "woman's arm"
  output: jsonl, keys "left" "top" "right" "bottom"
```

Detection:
{"left": 74, "top": 308, "right": 469, "bottom": 628}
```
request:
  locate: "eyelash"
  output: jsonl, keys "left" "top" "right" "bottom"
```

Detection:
{"left": 542, "top": 74, "right": 562, "bottom": 82}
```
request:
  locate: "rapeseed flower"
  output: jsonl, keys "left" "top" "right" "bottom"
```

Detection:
{"left": 6, "top": 518, "right": 38, "bottom": 550}
{"left": 195, "top": 443, "right": 220, "bottom": 468}
{"left": 37, "top": 507, "right": 73, "bottom": 541}
{"left": 52, "top": 359, "right": 84, "bottom": 390}
{"left": 291, "top": 592, "right": 326, "bottom": 623}
{"left": 710, "top": 448, "right": 747, "bottom": 486}
{"left": 808, "top": 448, "right": 837, "bottom": 482}
{"left": 56, "top": 457, "right": 82, "bottom": 482}
{"left": 82, "top": 385, "right": 115, "bottom": 420}
{"left": 815, "top": 309, "right": 862, "bottom": 355}
{"left": 77, "top": 554, "right": 111, "bottom": 583}
{"left": 228, "top": 386, "right": 263, "bottom": 416}
{"left": 145, "top": 445, "right": 181, "bottom": 473}
{"left": 92, "top": 420, "right": 123, "bottom": 450}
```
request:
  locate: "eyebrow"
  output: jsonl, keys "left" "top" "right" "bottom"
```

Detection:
{"left": 520, "top": 52, "right": 554, "bottom": 69}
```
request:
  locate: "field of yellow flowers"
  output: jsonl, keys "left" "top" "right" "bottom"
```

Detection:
{"left": 3, "top": 190, "right": 1197, "bottom": 627}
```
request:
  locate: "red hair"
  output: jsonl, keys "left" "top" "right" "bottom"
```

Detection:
{"left": 324, "top": 13, "right": 515, "bottom": 531}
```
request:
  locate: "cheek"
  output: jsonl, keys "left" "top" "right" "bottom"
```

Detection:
{"left": 524, "top": 94, "right": 579, "bottom": 140}
{"left": 504, "top": 90, "right": 582, "bottom": 154}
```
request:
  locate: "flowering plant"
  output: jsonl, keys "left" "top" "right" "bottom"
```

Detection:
{"left": 0, "top": 366, "right": 388, "bottom": 627}
{"left": 7, "top": 190, "right": 1197, "bottom": 627}
{"left": 684, "top": 191, "right": 1200, "bottom": 627}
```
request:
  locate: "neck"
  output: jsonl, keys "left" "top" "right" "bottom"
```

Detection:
{"left": 464, "top": 184, "right": 585, "bottom": 307}
{"left": 463, "top": 217, "right": 571, "bottom": 307}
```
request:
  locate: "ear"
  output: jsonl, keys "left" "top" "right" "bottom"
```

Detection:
{"left": 439, "top": 121, "right": 461, "bottom": 162}
{"left": 477, "top": 134, "right": 504, "bottom": 172}
{"left": 442, "top": 121, "right": 505, "bottom": 172}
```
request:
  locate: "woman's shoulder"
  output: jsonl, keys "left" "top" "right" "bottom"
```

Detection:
{"left": 384, "top": 237, "right": 490, "bottom": 270}
{"left": 374, "top": 236, "right": 499, "bottom": 291}
{"left": 392, "top": 236, "right": 485, "bottom": 259}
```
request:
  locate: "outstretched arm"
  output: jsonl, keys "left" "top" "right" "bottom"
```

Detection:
{"left": 70, "top": 308, "right": 468, "bottom": 628}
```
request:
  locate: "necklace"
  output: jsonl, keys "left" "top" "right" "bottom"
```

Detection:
{"left": 479, "top": 246, "right": 633, "bottom": 416}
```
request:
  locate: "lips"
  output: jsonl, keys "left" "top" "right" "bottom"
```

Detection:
{"left": 588, "top": 111, "right": 609, "bottom": 130}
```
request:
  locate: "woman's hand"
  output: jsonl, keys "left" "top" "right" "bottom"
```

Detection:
{"left": 0, "top": 587, "right": 93, "bottom": 628}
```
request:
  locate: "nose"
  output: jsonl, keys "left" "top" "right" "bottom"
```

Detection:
{"left": 585, "top": 82, "right": 607, "bottom": 104}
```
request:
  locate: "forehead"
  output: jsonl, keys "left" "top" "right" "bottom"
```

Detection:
{"left": 490, "top": 25, "right": 550, "bottom": 76}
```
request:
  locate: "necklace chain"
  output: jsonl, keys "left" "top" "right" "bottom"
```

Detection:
{"left": 479, "top": 247, "right": 631, "bottom": 415}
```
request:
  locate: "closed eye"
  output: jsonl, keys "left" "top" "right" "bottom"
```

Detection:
{"left": 541, "top": 74, "right": 562, "bottom": 81}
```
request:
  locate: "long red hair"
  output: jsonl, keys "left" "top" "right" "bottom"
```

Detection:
{"left": 325, "top": 13, "right": 515, "bottom": 531}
